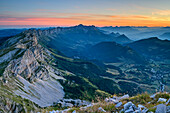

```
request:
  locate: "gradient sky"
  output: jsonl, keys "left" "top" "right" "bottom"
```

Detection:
{"left": 1, "top": 0, "right": 170, "bottom": 27}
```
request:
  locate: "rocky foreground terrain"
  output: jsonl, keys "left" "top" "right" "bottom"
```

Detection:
{"left": 48, "top": 92, "right": 169, "bottom": 113}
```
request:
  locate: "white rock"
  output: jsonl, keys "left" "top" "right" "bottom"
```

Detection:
{"left": 105, "top": 98, "right": 109, "bottom": 102}
{"left": 0, "top": 49, "right": 18, "bottom": 63}
{"left": 157, "top": 98, "right": 167, "bottom": 102}
{"left": 98, "top": 107, "right": 106, "bottom": 112}
{"left": 49, "top": 110, "right": 56, "bottom": 113}
{"left": 115, "top": 102, "right": 122, "bottom": 108}
{"left": 166, "top": 99, "right": 170, "bottom": 105}
{"left": 55, "top": 110, "right": 60, "bottom": 113}
{"left": 150, "top": 94, "right": 156, "bottom": 98}
{"left": 142, "top": 108, "right": 148, "bottom": 113}
{"left": 125, "top": 108, "right": 134, "bottom": 113}
{"left": 112, "top": 96, "right": 117, "bottom": 99}
{"left": 133, "top": 110, "right": 141, "bottom": 113}
{"left": 64, "top": 99, "right": 73, "bottom": 102}
{"left": 138, "top": 104, "right": 145, "bottom": 110}
{"left": 109, "top": 98, "right": 119, "bottom": 103}
{"left": 124, "top": 101, "right": 133, "bottom": 111}
{"left": 166, "top": 106, "right": 170, "bottom": 113}
{"left": 74, "top": 99, "right": 81, "bottom": 103}
{"left": 120, "top": 94, "right": 129, "bottom": 100}
{"left": 62, "top": 108, "right": 71, "bottom": 112}
{"left": 119, "top": 109, "right": 124, "bottom": 113}
{"left": 156, "top": 104, "right": 166, "bottom": 113}
{"left": 65, "top": 103, "right": 73, "bottom": 107}
{"left": 72, "top": 110, "right": 76, "bottom": 113}
{"left": 14, "top": 75, "right": 65, "bottom": 107}
{"left": 147, "top": 102, "right": 151, "bottom": 104}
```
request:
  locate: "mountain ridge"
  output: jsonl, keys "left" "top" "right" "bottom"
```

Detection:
{"left": 87, "top": 41, "right": 146, "bottom": 64}
{"left": 127, "top": 37, "right": 170, "bottom": 61}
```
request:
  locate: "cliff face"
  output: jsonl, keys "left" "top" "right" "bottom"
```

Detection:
{"left": 4, "top": 43, "right": 48, "bottom": 82}
{"left": 0, "top": 29, "right": 65, "bottom": 109}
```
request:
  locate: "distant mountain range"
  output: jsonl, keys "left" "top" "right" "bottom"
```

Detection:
{"left": 159, "top": 32, "right": 170, "bottom": 40}
{"left": 99, "top": 26, "right": 170, "bottom": 40}
{"left": 38, "top": 24, "right": 132, "bottom": 57}
{"left": 99, "top": 26, "right": 139, "bottom": 35}
{"left": 0, "top": 29, "right": 25, "bottom": 38}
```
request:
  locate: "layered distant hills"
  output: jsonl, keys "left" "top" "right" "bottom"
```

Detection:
{"left": 99, "top": 26, "right": 170, "bottom": 40}
{"left": 159, "top": 32, "right": 170, "bottom": 40}
{"left": 38, "top": 24, "right": 132, "bottom": 57}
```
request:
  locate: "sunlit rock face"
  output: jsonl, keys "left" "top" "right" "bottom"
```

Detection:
{"left": 1, "top": 30, "right": 65, "bottom": 107}
{"left": 3, "top": 31, "right": 48, "bottom": 82}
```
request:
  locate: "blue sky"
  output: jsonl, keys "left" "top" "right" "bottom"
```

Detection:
{"left": 0, "top": 0, "right": 170, "bottom": 26}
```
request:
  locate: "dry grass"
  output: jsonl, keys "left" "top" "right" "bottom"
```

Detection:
{"left": 66, "top": 92, "right": 169, "bottom": 113}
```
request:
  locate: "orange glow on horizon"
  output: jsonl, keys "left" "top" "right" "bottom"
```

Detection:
{"left": 1, "top": 16, "right": 170, "bottom": 27}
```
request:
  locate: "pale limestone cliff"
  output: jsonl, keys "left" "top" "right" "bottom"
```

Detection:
{"left": 1, "top": 30, "right": 65, "bottom": 108}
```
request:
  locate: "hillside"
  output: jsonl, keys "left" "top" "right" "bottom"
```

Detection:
{"left": 0, "top": 29, "right": 25, "bottom": 38}
{"left": 127, "top": 37, "right": 170, "bottom": 61}
{"left": 38, "top": 24, "right": 131, "bottom": 58}
{"left": 87, "top": 41, "right": 145, "bottom": 64}
{"left": 37, "top": 24, "right": 112, "bottom": 57}
{"left": 113, "top": 34, "right": 132, "bottom": 44}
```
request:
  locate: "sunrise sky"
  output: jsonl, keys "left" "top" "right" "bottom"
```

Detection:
{"left": 1, "top": 0, "right": 170, "bottom": 27}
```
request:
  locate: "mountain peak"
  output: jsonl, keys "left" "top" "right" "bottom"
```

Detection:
{"left": 121, "top": 34, "right": 126, "bottom": 37}
{"left": 112, "top": 34, "right": 132, "bottom": 44}
{"left": 77, "top": 24, "right": 84, "bottom": 27}
{"left": 76, "top": 24, "right": 96, "bottom": 28}
{"left": 148, "top": 37, "right": 159, "bottom": 40}
{"left": 109, "top": 32, "right": 121, "bottom": 37}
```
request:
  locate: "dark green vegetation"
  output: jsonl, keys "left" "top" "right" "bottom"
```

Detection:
{"left": 48, "top": 50, "right": 142, "bottom": 100}
{"left": 0, "top": 29, "right": 25, "bottom": 38}
{"left": 87, "top": 41, "right": 146, "bottom": 64}
{"left": 0, "top": 61, "right": 9, "bottom": 76}
{"left": 0, "top": 36, "right": 12, "bottom": 46}
{"left": 46, "top": 46, "right": 159, "bottom": 99}
{"left": 112, "top": 34, "right": 132, "bottom": 44}
{"left": 38, "top": 24, "right": 132, "bottom": 58}
{"left": 127, "top": 37, "right": 170, "bottom": 61}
